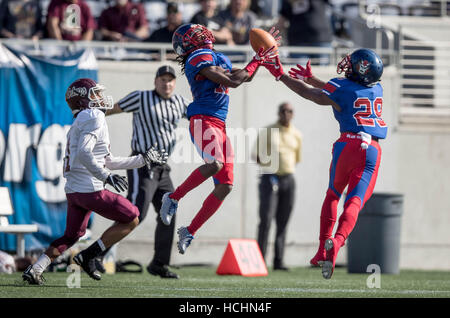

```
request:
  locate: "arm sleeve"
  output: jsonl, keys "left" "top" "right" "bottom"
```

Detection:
{"left": 118, "top": 90, "right": 141, "bottom": 113}
{"left": 137, "top": 4, "right": 148, "bottom": 28}
{"left": 46, "top": 0, "right": 60, "bottom": 19}
{"left": 83, "top": 4, "right": 96, "bottom": 30}
{"left": 77, "top": 131, "right": 110, "bottom": 182}
{"left": 105, "top": 154, "right": 145, "bottom": 170}
{"left": 181, "top": 96, "right": 190, "bottom": 119}
{"left": 185, "top": 51, "right": 215, "bottom": 77}
{"left": 321, "top": 79, "right": 342, "bottom": 105}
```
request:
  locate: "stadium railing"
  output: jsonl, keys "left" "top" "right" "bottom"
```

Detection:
{"left": 0, "top": 38, "right": 397, "bottom": 67}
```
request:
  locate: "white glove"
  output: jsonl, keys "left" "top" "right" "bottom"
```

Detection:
{"left": 359, "top": 132, "right": 372, "bottom": 150}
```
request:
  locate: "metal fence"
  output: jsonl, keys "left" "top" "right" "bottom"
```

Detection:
{"left": 0, "top": 37, "right": 398, "bottom": 67}
{"left": 399, "top": 26, "right": 450, "bottom": 107}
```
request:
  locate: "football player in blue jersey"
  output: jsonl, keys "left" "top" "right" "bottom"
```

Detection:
{"left": 159, "top": 23, "right": 279, "bottom": 254}
{"left": 264, "top": 48, "right": 387, "bottom": 279}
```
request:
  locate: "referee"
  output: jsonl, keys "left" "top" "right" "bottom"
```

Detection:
{"left": 106, "top": 65, "right": 189, "bottom": 278}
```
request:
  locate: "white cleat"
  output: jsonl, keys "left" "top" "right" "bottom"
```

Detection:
{"left": 177, "top": 227, "right": 194, "bottom": 254}
{"left": 160, "top": 192, "right": 178, "bottom": 225}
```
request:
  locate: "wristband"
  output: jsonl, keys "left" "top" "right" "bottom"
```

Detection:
{"left": 244, "top": 59, "right": 260, "bottom": 77}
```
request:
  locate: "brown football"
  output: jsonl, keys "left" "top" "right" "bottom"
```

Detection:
{"left": 249, "top": 28, "right": 278, "bottom": 55}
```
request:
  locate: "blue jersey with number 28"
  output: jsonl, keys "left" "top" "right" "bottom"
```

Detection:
{"left": 185, "top": 48, "right": 232, "bottom": 122}
{"left": 322, "top": 77, "right": 388, "bottom": 139}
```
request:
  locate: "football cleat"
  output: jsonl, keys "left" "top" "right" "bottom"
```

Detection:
{"left": 73, "top": 253, "right": 102, "bottom": 281}
{"left": 147, "top": 262, "right": 179, "bottom": 279}
{"left": 95, "top": 256, "right": 106, "bottom": 274}
{"left": 160, "top": 192, "right": 178, "bottom": 226}
{"left": 310, "top": 241, "right": 326, "bottom": 267}
{"left": 309, "top": 254, "right": 325, "bottom": 268}
{"left": 22, "top": 265, "right": 45, "bottom": 285}
{"left": 177, "top": 227, "right": 194, "bottom": 254}
{"left": 322, "top": 238, "right": 339, "bottom": 279}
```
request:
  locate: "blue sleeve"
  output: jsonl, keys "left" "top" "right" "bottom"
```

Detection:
{"left": 322, "top": 78, "right": 342, "bottom": 104}
{"left": 185, "top": 50, "right": 216, "bottom": 77}
{"left": 215, "top": 52, "right": 233, "bottom": 71}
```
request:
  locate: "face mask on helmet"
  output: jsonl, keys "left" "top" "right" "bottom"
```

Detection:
{"left": 88, "top": 84, "right": 114, "bottom": 110}
{"left": 172, "top": 24, "right": 215, "bottom": 56}
{"left": 337, "top": 54, "right": 352, "bottom": 78}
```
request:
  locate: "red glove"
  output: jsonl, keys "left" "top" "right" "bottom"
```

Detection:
{"left": 262, "top": 55, "right": 284, "bottom": 81}
{"left": 288, "top": 60, "right": 313, "bottom": 80}
{"left": 268, "top": 27, "right": 282, "bottom": 47}
{"left": 245, "top": 46, "right": 277, "bottom": 77}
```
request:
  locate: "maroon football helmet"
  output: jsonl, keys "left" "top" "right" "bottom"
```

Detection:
{"left": 65, "top": 78, "right": 113, "bottom": 115}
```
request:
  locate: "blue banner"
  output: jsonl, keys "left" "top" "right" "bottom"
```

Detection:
{"left": 0, "top": 44, "right": 98, "bottom": 252}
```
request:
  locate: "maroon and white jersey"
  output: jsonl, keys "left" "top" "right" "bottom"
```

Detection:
{"left": 63, "top": 108, "right": 145, "bottom": 193}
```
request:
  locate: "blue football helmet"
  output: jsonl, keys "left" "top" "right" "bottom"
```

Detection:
{"left": 337, "top": 48, "right": 383, "bottom": 86}
{"left": 172, "top": 23, "right": 215, "bottom": 57}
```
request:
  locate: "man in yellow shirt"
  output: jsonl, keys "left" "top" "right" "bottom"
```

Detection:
{"left": 254, "top": 102, "right": 302, "bottom": 270}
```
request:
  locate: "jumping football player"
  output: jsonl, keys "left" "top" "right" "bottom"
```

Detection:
{"left": 159, "top": 24, "right": 279, "bottom": 254}
{"left": 264, "top": 49, "right": 387, "bottom": 279}
{"left": 23, "top": 78, "right": 167, "bottom": 284}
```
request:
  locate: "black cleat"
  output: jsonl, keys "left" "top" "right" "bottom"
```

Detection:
{"left": 95, "top": 257, "right": 106, "bottom": 274}
{"left": 73, "top": 253, "right": 102, "bottom": 281}
{"left": 273, "top": 264, "right": 290, "bottom": 271}
{"left": 22, "top": 265, "right": 45, "bottom": 285}
{"left": 147, "top": 262, "right": 179, "bottom": 279}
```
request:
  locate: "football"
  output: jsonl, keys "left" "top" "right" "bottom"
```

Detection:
{"left": 249, "top": 28, "right": 278, "bottom": 55}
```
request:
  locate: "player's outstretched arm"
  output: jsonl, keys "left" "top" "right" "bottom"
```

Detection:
{"left": 263, "top": 56, "right": 341, "bottom": 110}
{"left": 279, "top": 74, "right": 341, "bottom": 110}
{"left": 200, "top": 66, "right": 249, "bottom": 88}
{"left": 105, "top": 102, "right": 123, "bottom": 116}
{"left": 200, "top": 46, "right": 276, "bottom": 88}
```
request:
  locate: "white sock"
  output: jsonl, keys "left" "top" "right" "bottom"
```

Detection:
{"left": 33, "top": 254, "right": 51, "bottom": 274}
{"left": 97, "top": 239, "right": 106, "bottom": 252}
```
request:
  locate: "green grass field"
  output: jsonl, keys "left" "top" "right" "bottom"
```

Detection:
{"left": 1, "top": 265, "right": 450, "bottom": 298}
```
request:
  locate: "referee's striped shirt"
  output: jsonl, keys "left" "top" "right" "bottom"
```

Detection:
{"left": 118, "top": 90, "right": 190, "bottom": 155}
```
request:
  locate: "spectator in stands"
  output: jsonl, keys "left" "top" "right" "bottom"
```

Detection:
{"left": 190, "top": 0, "right": 234, "bottom": 45}
{"left": 146, "top": 2, "right": 182, "bottom": 43}
{"left": 277, "top": 0, "right": 333, "bottom": 64}
{"left": 98, "top": 0, "right": 149, "bottom": 42}
{"left": 46, "top": 0, "right": 95, "bottom": 41}
{"left": 0, "top": 0, "right": 43, "bottom": 40}
{"left": 218, "top": 0, "right": 256, "bottom": 45}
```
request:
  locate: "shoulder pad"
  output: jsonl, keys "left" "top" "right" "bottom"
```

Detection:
{"left": 75, "top": 109, "right": 105, "bottom": 132}
{"left": 187, "top": 49, "right": 215, "bottom": 68}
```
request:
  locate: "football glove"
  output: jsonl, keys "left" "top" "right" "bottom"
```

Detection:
{"left": 105, "top": 174, "right": 128, "bottom": 193}
{"left": 245, "top": 46, "right": 278, "bottom": 77}
{"left": 262, "top": 55, "right": 285, "bottom": 81}
{"left": 289, "top": 60, "right": 313, "bottom": 81}
{"left": 143, "top": 146, "right": 169, "bottom": 168}
{"left": 268, "top": 27, "right": 282, "bottom": 47}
